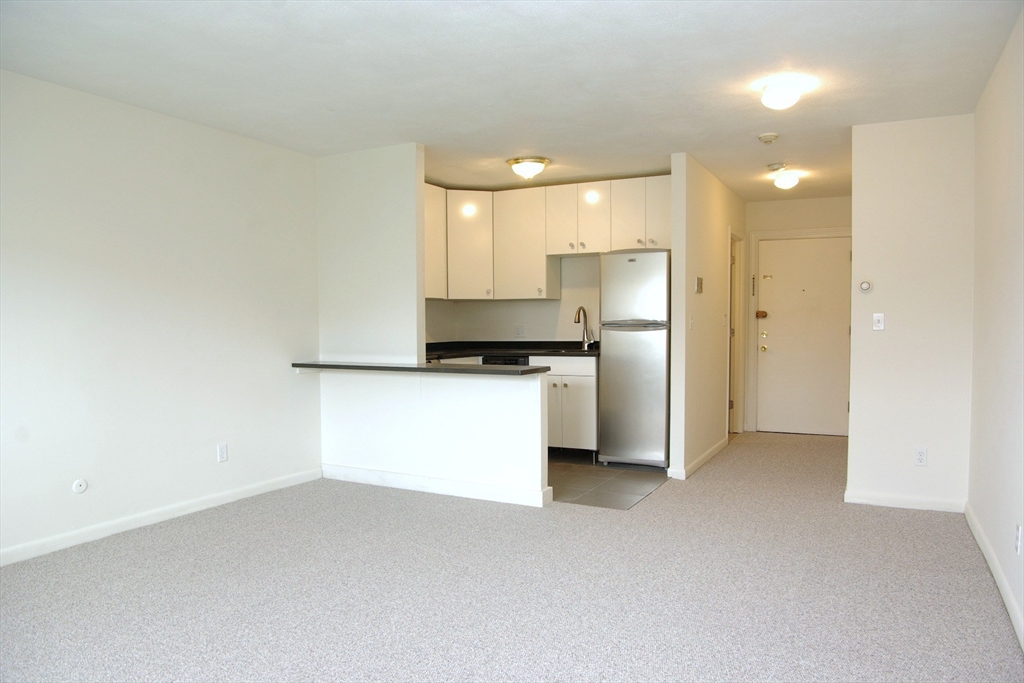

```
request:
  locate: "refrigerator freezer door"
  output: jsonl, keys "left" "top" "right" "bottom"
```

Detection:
{"left": 598, "top": 327, "right": 669, "bottom": 466}
{"left": 600, "top": 250, "right": 669, "bottom": 324}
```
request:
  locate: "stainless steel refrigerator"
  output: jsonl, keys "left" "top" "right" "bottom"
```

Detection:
{"left": 598, "top": 250, "right": 670, "bottom": 467}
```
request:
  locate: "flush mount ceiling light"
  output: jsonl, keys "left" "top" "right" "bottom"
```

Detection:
{"left": 750, "top": 73, "right": 820, "bottom": 110}
{"left": 584, "top": 190, "right": 600, "bottom": 204}
{"left": 507, "top": 157, "right": 550, "bottom": 180}
{"left": 767, "top": 163, "right": 808, "bottom": 189}
{"left": 461, "top": 203, "right": 477, "bottom": 217}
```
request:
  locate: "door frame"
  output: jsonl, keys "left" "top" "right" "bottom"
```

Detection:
{"left": 743, "top": 227, "right": 852, "bottom": 433}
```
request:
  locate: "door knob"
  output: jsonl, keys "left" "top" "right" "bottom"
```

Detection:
{"left": 761, "top": 331, "right": 768, "bottom": 338}
{"left": 563, "top": 383, "right": 568, "bottom": 388}
{"left": 552, "top": 383, "right": 557, "bottom": 388}
{"left": 569, "top": 242, "right": 575, "bottom": 250}
{"left": 649, "top": 238, "right": 657, "bottom": 245}
{"left": 637, "top": 238, "right": 643, "bottom": 245}
{"left": 760, "top": 345, "right": 768, "bottom": 352}
{"left": 580, "top": 242, "right": 587, "bottom": 250}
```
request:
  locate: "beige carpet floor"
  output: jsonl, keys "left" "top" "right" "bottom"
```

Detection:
{"left": 2, "top": 432, "right": 1022, "bottom": 682}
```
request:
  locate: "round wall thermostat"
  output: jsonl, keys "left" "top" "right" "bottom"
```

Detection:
{"left": 859, "top": 281, "right": 872, "bottom": 292}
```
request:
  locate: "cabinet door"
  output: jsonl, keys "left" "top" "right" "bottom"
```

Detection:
{"left": 545, "top": 184, "right": 578, "bottom": 255}
{"left": 577, "top": 181, "right": 611, "bottom": 253}
{"left": 645, "top": 175, "right": 671, "bottom": 249}
{"left": 494, "top": 187, "right": 558, "bottom": 299}
{"left": 447, "top": 190, "right": 493, "bottom": 299}
{"left": 561, "top": 375, "right": 597, "bottom": 450}
{"left": 424, "top": 183, "right": 447, "bottom": 299}
{"left": 547, "top": 376, "right": 562, "bottom": 448}
{"left": 610, "top": 177, "right": 646, "bottom": 251}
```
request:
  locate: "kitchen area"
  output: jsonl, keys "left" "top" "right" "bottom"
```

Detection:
{"left": 420, "top": 175, "right": 672, "bottom": 509}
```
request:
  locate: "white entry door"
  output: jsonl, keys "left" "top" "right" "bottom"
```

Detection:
{"left": 756, "top": 237, "right": 851, "bottom": 436}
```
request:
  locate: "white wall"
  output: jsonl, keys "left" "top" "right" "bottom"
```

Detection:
{"left": 669, "top": 153, "right": 745, "bottom": 479}
{"left": 317, "top": 144, "right": 424, "bottom": 363}
{"left": 966, "top": 12, "right": 1023, "bottom": 649}
{"left": 746, "top": 197, "right": 852, "bottom": 233}
{"left": 847, "top": 115, "right": 975, "bottom": 512}
{"left": 425, "top": 255, "right": 600, "bottom": 343}
{"left": 0, "top": 71, "right": 322, "bottom": 564}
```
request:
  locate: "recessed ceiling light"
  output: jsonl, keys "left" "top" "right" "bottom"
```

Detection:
{"left": 585, "top": 190, "right": 600, "bottom": 204}
{"left": 750, "top": 73, "right": 820, "bottom": 110}
{"left": 462, "top": 203, "right": 477, "bottom": 217}
{"left": 507, "top": 157, "right": 550, "bottom": 180}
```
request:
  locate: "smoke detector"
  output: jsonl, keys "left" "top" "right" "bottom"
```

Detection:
{"left": 758, "top": 133, "right": 779, "bottom": 145}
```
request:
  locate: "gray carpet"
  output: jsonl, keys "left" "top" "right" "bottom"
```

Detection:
{"left": 2, "top": 432, "right": 1022, "bottom": 682}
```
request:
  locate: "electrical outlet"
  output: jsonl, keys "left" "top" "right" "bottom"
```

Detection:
{"left": 914, "top": 447, "right": 927, "bottom": 467}
{"left": 1016, "top": 525, "right": 1022, "bottom": 556}
{"left": 217, "top": 443, "right": 228, "bottom": 463}
{"left": 514, "top": 324, "right": 526, "bottom": 338}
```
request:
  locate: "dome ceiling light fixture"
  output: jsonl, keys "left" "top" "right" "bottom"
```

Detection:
{"left": 507, "top": 157, "right": 550, "bottom": 180}
{"left": 767, "top": 162, "right": 808, "bottom": 190}
{"left": 758, "top": 132, "right": 779, "bottom": 145}
{"left": 750, "top": 72, "right": 820, "bottom": 110}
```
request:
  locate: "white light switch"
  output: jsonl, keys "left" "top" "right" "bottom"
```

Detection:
{"left": 872, "top": 313, "right": 884, "bottom": 330}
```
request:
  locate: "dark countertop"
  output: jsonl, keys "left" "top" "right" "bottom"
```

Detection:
{"left": 426, "top": 340, "right": 599, "bottom": 361}
{"left": 292, "top": 361, "right": 550, "bottom": 376}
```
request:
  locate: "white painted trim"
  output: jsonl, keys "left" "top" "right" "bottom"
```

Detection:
{"left": 322, "top": 463, "right": 551, "bottom": 508}
{"left": 843, "top": 489, "right": 965, "bottom": 513}
{"left": 965, "top": 502, "right": 1024, "bottom": 650}
{"left": 0, "top": 469, "right": 323, "bottom": 567}
{"left": 744, "top": 227, "right": 853, "bottom": 432}
{"left": 668, "top": 435, "right": 728, "bottom": 480}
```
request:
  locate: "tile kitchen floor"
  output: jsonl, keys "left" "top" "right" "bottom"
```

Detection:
{"left": 548, "top": 450, "right": 668, "bottom": 510}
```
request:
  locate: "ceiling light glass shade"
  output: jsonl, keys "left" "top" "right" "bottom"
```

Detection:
{"left": 773, "top": 171, "right": 801, "bottom": 189}
{"left": 462, "top": 203, "right": 477, "bottom": 217}
{"left": 585, "top": 190, "right": 600, "bottom": 204}
{"left": 750, "top": 73, "right": 820, "bottom": 110}
{"left": 507, "top": 157, "right": 550, "bottom": 180}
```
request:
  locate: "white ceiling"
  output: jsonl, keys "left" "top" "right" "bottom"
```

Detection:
{"left": 1, "top": 1, "right": 1020, "bottom": 200}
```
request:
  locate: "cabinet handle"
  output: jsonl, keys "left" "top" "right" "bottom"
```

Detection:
{"left": 563, "top": 383, "right": 568, "bottom": 388}
{"left": 569, "top": 242, "right": 575, "bottom": 250}
{"left": 637, "top": 238, "right": 643, "bottom": 245}
{"left": 649, "top": 238, "right": 657, "bottom": 245}
{"left": 537, "top": 287, "right": 543, "bottom": 296}
{"left": 580, "top": 242, "right": 587, "bottom": 250}
{"left": 486, "top": 288, "right": 491, "bottom": 296}
{"left": 552, "top": 382, "right": 558, "bottom": 388}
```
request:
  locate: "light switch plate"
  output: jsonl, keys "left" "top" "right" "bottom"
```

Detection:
{"left": 514, "top": 324, "right": 526, "bottom": 338}
{"left": 873, "top": 313, "right": 885, "bottom": 330}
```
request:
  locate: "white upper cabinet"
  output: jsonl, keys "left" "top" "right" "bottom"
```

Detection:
{"left": 645, "top": 175, "right": 671, "bottom": 249}
{"left": 424, "top": 183, "right": 447, "bottom": 299}
{"left": 610, "top": 177, "right": 647, "bottom": 251}
{"left": 576, "top": 181, "right": 611, "bottom": 253}
{"left": 493, "top": 187, "right": 560, "bottom": 300}
{"left": 447, "top": 189, "right": 493, "bottom": 300}
{"left": 545, "top": 184, "right": 578, "bottom": 255}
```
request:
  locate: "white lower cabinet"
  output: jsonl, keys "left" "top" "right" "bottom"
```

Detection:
{"left": 532, "top": 356, "right": 597, "bottom": 450}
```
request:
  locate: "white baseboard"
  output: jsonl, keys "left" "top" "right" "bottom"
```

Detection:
{"left": 667, "top": 436, "right": 729, "bottom": 480}
{"left": 322, "top": 463, "right": 551, "bottom": 508}
{"left": 0, "top": 469, "right": 323, "bottom": 567}
{"left": 965, "top": 501, "right": 1024, "bottom": 651}
{"left": 843, "top": 489, "right": 966, "bottom": 513}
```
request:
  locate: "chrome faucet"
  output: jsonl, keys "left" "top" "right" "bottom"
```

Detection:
{"left": 574, "top": 306, "right": 595, "bottom": 350}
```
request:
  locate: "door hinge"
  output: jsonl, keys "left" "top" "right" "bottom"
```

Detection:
{"left": 847, "top": 401, "right": 850, "bottom": 412}
{"left": 729, "top": 399, "right": 734, "bottom": 409}
{"left": 751, "top": 275, "right": 756, "bottom": 296}
{"left": 730, "top": 328, "right": 735, "bottom": 337}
